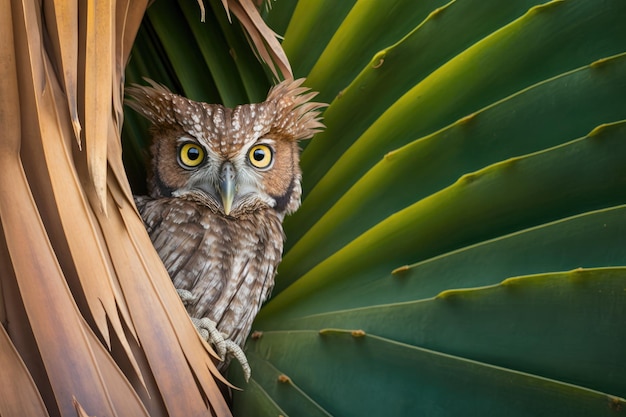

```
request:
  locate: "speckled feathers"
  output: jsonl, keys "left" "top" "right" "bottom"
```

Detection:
{"left": 125, "top": 78, "right": 325, "bottom": 156}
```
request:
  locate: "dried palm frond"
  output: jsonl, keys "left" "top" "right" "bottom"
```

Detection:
{"left": 0, "top": 0, "right": 289, "bottom": 415}
{"left": 209, "top": 0, "right": 292, "bottom": 80}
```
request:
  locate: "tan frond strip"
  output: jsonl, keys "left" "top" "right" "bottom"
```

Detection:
{"left": 83, "top": 0, "right": 113, "bottom": 214}
{"left": 0, "top": 325, "right": 49, "bottom": 416}
{"left": 42, "top": 1, "right": 81, "bottom": 145}
{"left": 221, "top": 0, "right": 292, "bottom": 80}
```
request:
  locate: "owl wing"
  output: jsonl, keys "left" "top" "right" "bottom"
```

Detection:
{"left": 178, "top": 210, "right": 282, "bottom": 347}
{"left": 204, "top": 241, "right": 278, "bottom": 347}
{"left": 135, "top": 196, "right": 208, "bottom": 283}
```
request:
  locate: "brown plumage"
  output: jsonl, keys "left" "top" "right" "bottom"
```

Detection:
{"left": 127, "top": 79, "right": 325, "bottom": 350}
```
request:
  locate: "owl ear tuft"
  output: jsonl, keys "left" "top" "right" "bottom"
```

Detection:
{"left": 125, "top": 79, "right": 182, "bottom": 126}
{"left": 266, "top": 78, "right": 327, "bottom": 141}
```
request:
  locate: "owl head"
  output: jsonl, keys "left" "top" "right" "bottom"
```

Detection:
{"left": 126, "top": 79, "right": 325, "bottom": 218}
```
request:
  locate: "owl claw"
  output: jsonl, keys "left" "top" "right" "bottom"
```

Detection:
{"left": 190, "top": 317, "right": 252, "bottom": 382}
{"left": 176, "top": 288, "right": 196, "bottom": 305}
{"left": 191, "top": 317, "right": 227, "bottom": 358}
{"left": 177, "top": 289, "right": 251, "bottom": 381}
{"left": 223, "top": 339, "right": 251, "bottom": 382}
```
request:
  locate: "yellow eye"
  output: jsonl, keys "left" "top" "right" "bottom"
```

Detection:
{"left": 178, "top": 143, "right": 205, "bottom": 168}
{"left": 248, "top": 144, "right": 273, "bottom": 170}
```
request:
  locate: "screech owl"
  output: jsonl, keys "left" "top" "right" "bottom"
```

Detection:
{"left": 126, "top": 79, "right": 324, "bottom": 366}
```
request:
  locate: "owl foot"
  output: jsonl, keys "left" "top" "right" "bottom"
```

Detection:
{"left": 176, "top": 288, "right": 196, "bottom": 304}
{"left": 177, "top": 289, "right": 251, "bottom": 381}
{"left": 219, "top": 337, "right": 250, "bottom": 383}
{"left": 190, "top": 317, "right": 228, "bottom": 358}
{"left": 191, "top": 317, "right": 251, "bottom": 382}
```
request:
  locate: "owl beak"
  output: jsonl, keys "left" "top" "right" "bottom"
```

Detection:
{"left": 219, "top": 162, "right": 236, "bottom": 215}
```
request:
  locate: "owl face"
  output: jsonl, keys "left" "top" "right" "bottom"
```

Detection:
{"left": 126, "top": 79, "right": 325, "bottom": 218}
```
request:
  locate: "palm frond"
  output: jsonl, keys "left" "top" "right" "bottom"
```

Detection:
{"left": 0, "top": 0, "right": 288, "bottom": 415}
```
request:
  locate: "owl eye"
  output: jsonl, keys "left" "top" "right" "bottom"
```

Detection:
{"left": 248, "top": 144, "right": 273, "bottom": 170}
{"left": 178, "top": 143, "right": 205, "bottom": 168}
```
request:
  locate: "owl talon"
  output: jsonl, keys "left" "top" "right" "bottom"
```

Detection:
{"left": 191, "top": 317, "right": 227, "bottom": 359}
{"left": 189, "top": 317, "right": 251, "bottom": 381}
{"left": 223, "top": 339, "right": 251, "bottom": 382}
{"left": 176, "top": 288, "right": 196, "bottom": 305}
{"left": 179, "top": 290, "right": 250, "bottom": 378}
{"left": 190, "top": 316, "right": 252, "bottom": 382}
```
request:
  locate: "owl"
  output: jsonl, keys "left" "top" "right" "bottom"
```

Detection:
{"left": 126, "top": 79, "right": 324, "bottom": 372}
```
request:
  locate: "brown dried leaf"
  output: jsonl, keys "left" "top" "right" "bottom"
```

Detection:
{"left": 0, "top": 314, "right": 49, "bottom": 417}
{"left": 118, "top": 0, "right": 149, "bottom": 73}
{"left": 73, "top": 399, "right": 94, "bottom": 417}
{"left": 83, "top": 0, "right": 113, "bottom": 213}
{"left": 222, "top": 0, "right": 292, "bottom": 80}
{"left": 0, "top": 155, "right": 123, "bottom": 417}
{"left": 4, "top": 2, "right": 147, "bottom": 414}
{"left": 42, "top": 0, "right": 81, "bottom": 145}
{"left": 14, "top": 0, "right": 147, "bottom": 388}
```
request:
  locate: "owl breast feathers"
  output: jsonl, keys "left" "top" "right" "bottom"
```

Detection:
{"left": 127, "top": 79, "right": 325, "bottom": 347}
